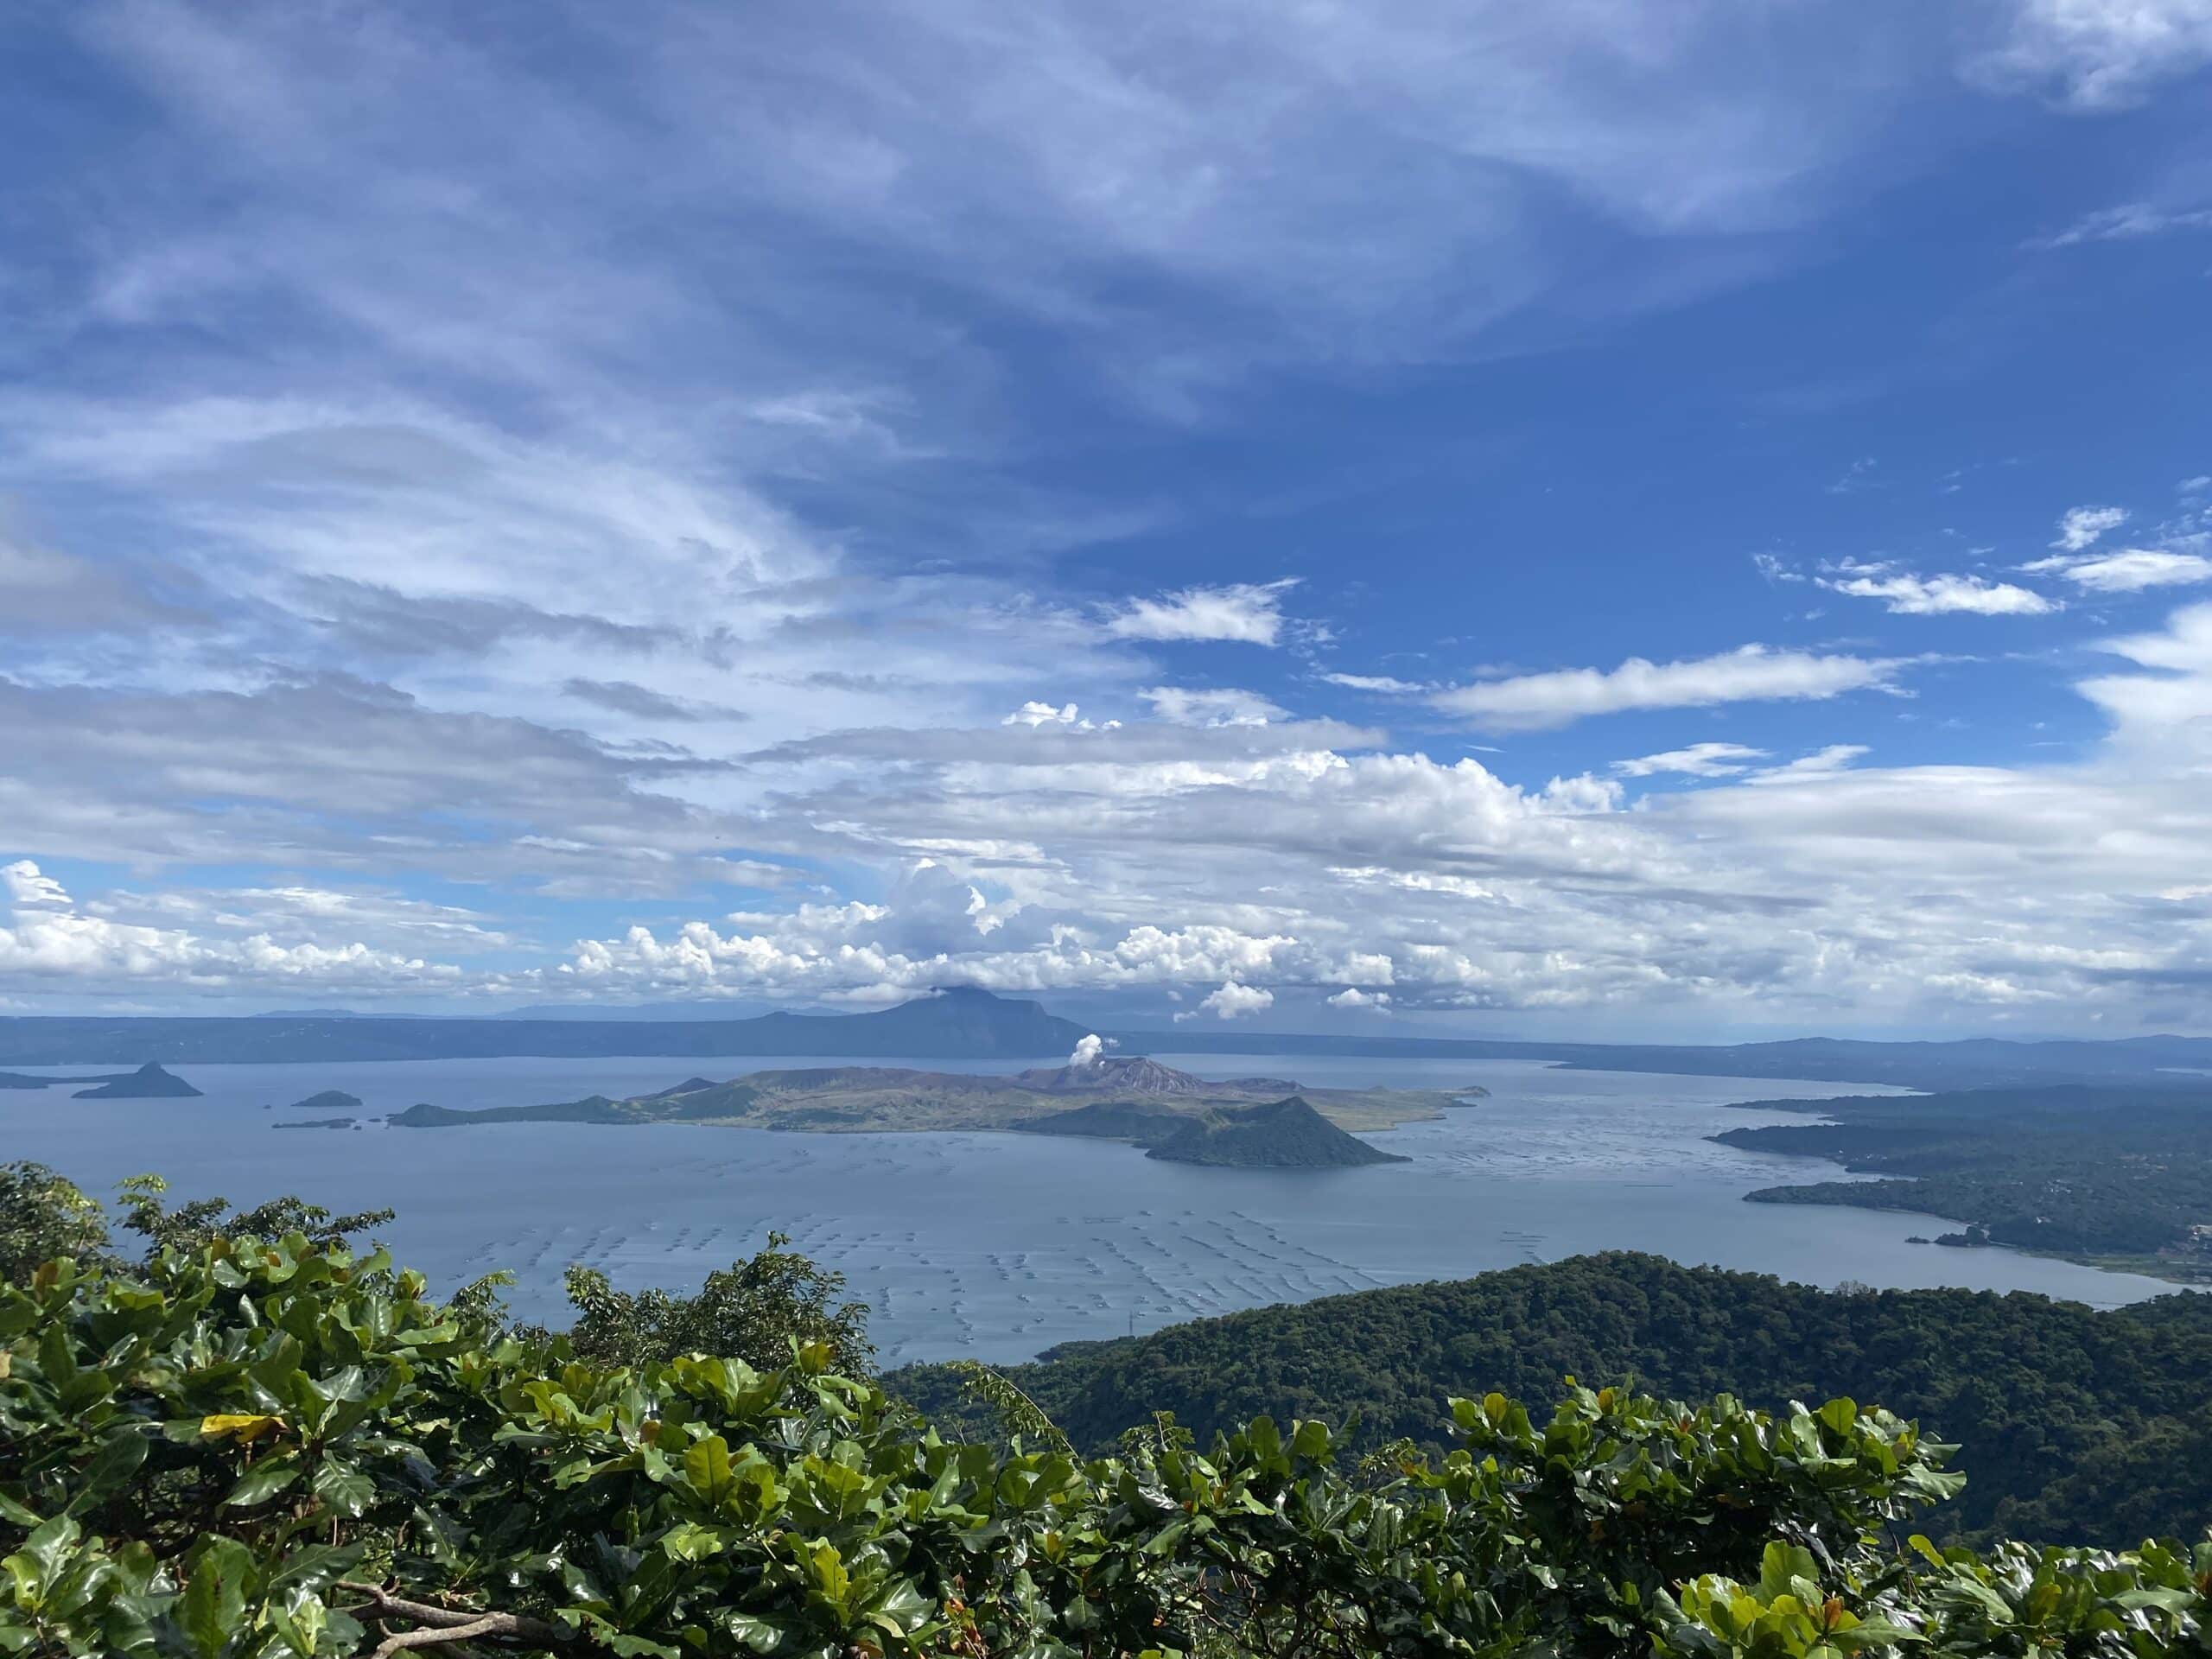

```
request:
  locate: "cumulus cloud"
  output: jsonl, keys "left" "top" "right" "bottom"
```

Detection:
{"left": 1819, "top": 563, "right": 2058, "bottom": 616}
{"left": 2053, "top": 505, "right": 2130, "bottom": 550}
{"left": 0, "top": 861, "right": 461, "bottom": 996}
{"left": 1327, "top": 986, "right": 1390, "bottom": 1010}
{"left": 1006, "top": 701, "right": 1082, "bottom": 728}
{"left": 1105, "top": 581, "right": 1299, "bottom": 645}
{"left": 1192, "top": 980, "right": 1274, "bottom": 1020}
{"left": 1430, "top": 646, "right": 1903, "bottom": 731}
{"left": 3, "top": 861, "right": 73, "bottom": 911}
{"left": 1614, "top": 743, "right": 1770, "bottom": 779}
{"left": 1067, "top": 1032, "right": 1105, "bottom": 1067}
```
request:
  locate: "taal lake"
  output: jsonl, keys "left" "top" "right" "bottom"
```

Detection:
{"left": 0, "top": 1051, "right": 2183, "bottom": 1362}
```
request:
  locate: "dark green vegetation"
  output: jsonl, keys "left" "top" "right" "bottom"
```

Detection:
{"left": 282, "top": 1091, "right": 362, "bottom": 1112}
{"left": 553, "top": 1235, "right": 874, "bottom": 1376}
{"left": 8, "top": 1188, "right": 2209, "bottom": 1659}
{"left": 1143, "top": 1096, "right": 1408, "bottom": 1167}
{"left": 0, "top": 1064, "right": 202, "bottom": 1098}
{"left": 891, "top": 1252, "right": 2212, "bottom": 1548}
{"left": 9, "top": 984, "right": 2212, "bottom": 1090}
{"left": 1715, "top": 1084, "right": 2212, "bottom": 1276}
{"left": 383, "top": 1058, "right": 1436, "bottom": 1166}
{"left": 0, "top": 1166, "right": 107, "bottom": 1285}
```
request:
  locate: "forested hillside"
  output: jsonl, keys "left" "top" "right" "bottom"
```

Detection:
{"left": 891, "top": 1252, "right": 2212, "bottom": 1544}
{"left": 7, "top": 1175, "right": 2208, "bottom": 1659}
{"left": 1714, "top": 1084, "right": 2212, "bottom": 1271}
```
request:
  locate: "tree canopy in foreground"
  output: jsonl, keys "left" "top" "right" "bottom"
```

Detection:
{"left": 2, "top": 1167, "right": 2208, "bottom": 1658}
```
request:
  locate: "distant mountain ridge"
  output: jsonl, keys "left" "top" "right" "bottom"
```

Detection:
{"left": 0, "top": 987, "right": 1090, "bottom": 1065}
{"left": 7, "top": 987, "right": 2212, "bottom": 1089}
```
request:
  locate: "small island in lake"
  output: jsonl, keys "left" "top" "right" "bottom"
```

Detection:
{"left": 273, "top": 1116, "right": 357, "bottom": 1130}
{"left": 73, "top": 1063, "right": 203, "bottom": 1098}
{"left": 284, "top": 1089, "right": 364, "bottom": 1110}
{"left": 387, "top": 1052, "right": 1446, "bottom": 1168}
{"left": 0, "top": 1061, "right": 204, "bottom": 1097}
{"left": 1146, "top": 1096, "right": 1408, "bottom": 1167}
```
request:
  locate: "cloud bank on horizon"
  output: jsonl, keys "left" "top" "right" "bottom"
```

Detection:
{"left": 3, "top": 0, "right": 2212, "bottom": 1039}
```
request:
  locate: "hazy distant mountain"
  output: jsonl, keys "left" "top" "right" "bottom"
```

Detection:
{"left": 10, "top": 987, "right": 2212, "bottom": 1090}
{"left": 0, "top": 988, "right": 1090, "bottom": 1065}
{"left": 1123, "top": 1027, "right": 2212, "bottom": 1092}
{"left": 495, "top": 999, "right": 779, "bottom": 1022}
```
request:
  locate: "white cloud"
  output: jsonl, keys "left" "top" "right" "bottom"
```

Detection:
{"left": 2078, "top": 601, "right": 2212, "bottom": 734}
{"left": 1430, "top": 646, "right": 1903, "bottom": 731}
{"left": 2029, "top": 548, "right": 2212, "bottom": 594}
{"left": 2031, "top": 201, "right": 2212, "bottom": 248}
{"left": 0, "top": 861, "right": 461, "bottom": 995}
{"left": 223, "top": 592, "right": 2209, "bottom": 1029}
{"left": 10, "top": 5, "right": 2212, "bottom": 1031}
{"left": 3, "top": 861, "right": 73, "bottom": 911}
{"left": 1614, "top": 742, "right": 1770, "bottom": 779}
{"left": 1322, "top": 672, "right": 1426, "bottom": 695}
{"left": 2053, "top": 505, "right": 2130, "bottom": 550}
{"left": 1142, "top": 686, "right": 1288, "bottom": 727}
{"left": 1327, "top": 986, "right": 1390, "bottom": 1010}
{"left": 1748, "top": 744, "right": 1872, "bottom": 782}
{"left": 1105, "top": 581, "right": 1299, "bottom": 645}
{"left": 1819, "top": 563, "right": 2058, "bottom": 616}
{"left": 1193, "top": 979, "right": 1273, "bottom": 1020}
{"left": 1067, "top": 1032, "right": 1105, "bottom": 1067}
{"left": 1974, "top": 0, "right": 2212, "bottom": 110}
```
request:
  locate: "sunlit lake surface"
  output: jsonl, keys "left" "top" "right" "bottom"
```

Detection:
{"left": 2, "top": 1051, "right": 2183, "bottom": 1363}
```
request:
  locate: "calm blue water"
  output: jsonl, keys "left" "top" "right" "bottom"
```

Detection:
{"left": 0, "top": 1052, "right": 2182, "bottom": 1362}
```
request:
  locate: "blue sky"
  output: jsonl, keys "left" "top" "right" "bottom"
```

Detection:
{"left": 3, "top": 0, "right": 2211, "bottom": 1037}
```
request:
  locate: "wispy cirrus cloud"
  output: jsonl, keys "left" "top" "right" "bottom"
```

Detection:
{"left": 1430, "top": 646, "right": 1905, "bottom": 731}
{"left": 2022, "top": 548, "right": 2212, "bottom": 594}
{"left": 2030, "top": 200, "right": 2212, "bottom": 248}
{"left": 1614, "top": 742, "right": 1771, "bottom": 779}
{"left": 1321, "top": 671, "right": 1428, "bottom": 696}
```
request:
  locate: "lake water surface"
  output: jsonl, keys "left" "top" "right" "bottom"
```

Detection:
{"left": 1, "top": 1051, "right": 2182, "bottom": 1362}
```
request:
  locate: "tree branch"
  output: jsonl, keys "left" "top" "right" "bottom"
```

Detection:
{"left": 339, "top": 1580, "right": 583, "bottom": 1656}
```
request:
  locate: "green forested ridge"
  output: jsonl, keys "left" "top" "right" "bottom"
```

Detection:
{"left": 889, "top": 1253, "right": 2212, "bottom": 1546}
{"left": 1713, "top": 1084, "right": 2212, "bottom": 1270}
{"left": 5, "top": 1165, "right": 2212, "bottom": 1657}
{"left": 6, "top": 1229, "right": 2208, "bottom": 1656}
